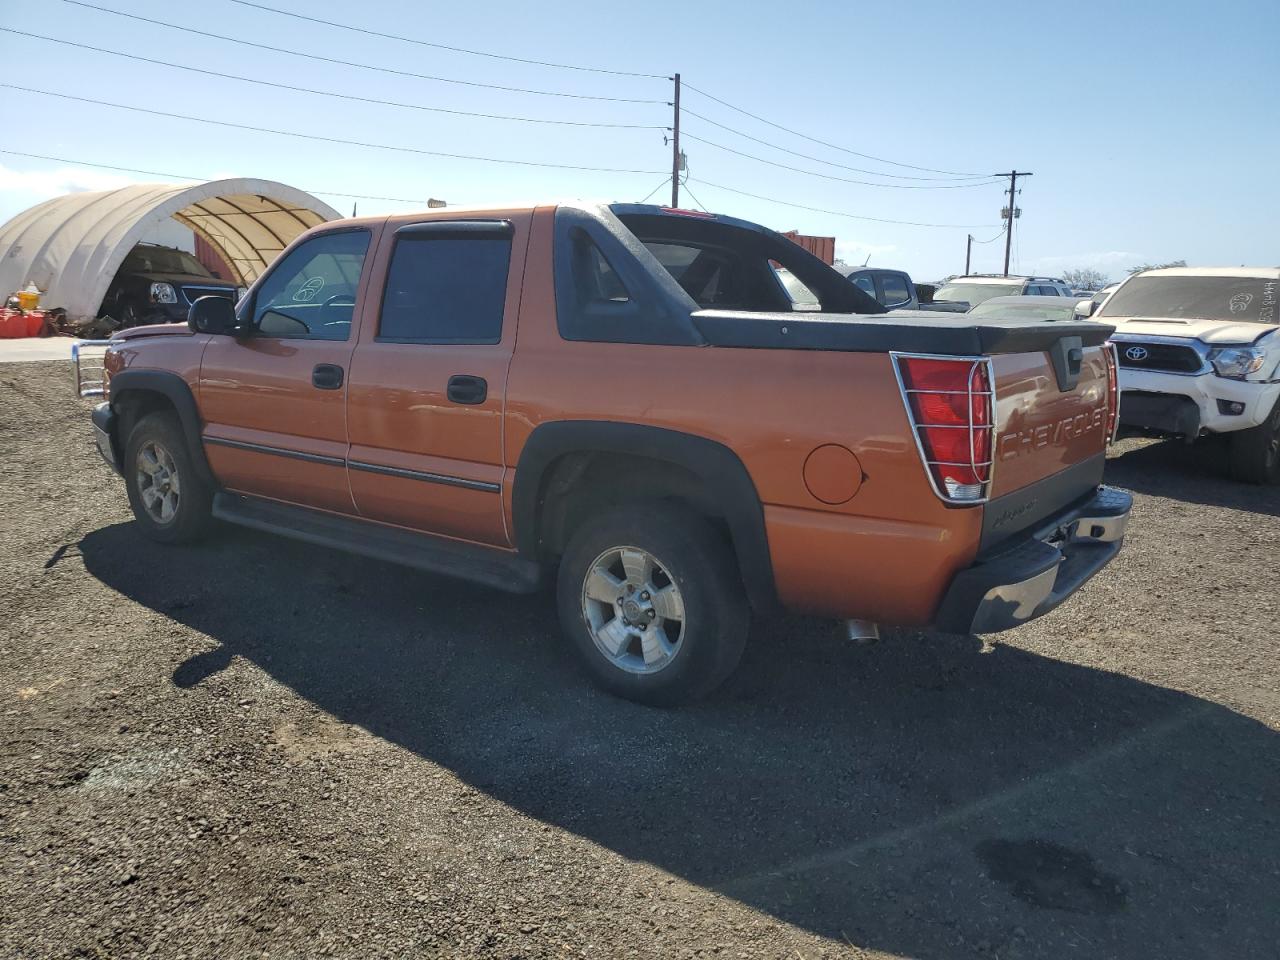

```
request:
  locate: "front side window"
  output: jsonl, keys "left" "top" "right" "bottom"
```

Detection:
{"left": 879, "top": 273, "right": 911, "bottom": 306}
{"left": 252, "top": 230, "right": 371, "bottom": 340}
{"left": 850, "top": 274, "right": 876, "bottom": 296}
{"left": 378, "top": 232, "right": 512, "bottom": 343}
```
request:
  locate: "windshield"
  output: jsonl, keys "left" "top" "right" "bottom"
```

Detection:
{"left": 1099, "top": 275, "right": 1279, "bottom": 324}
{"left": 969, "top": 300, "right": 1080, "bottom": 323}
{"left": 125, "top": 246, "right": 214, "bottom": 278}
{"left": 934, "top": 281, "right": 1021, "bottom": 306}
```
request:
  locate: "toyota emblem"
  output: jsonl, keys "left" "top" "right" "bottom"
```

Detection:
{"left": 1125, "top": 346, "right": 1149, "bottom": 362}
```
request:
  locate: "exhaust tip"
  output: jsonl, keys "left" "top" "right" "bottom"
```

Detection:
{"left": 844, "top": 619, "right": 881, "bottom": 645}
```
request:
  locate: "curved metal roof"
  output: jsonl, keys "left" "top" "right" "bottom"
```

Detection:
{"left": 0, "top": 178, "right": 340, "bottom": 318}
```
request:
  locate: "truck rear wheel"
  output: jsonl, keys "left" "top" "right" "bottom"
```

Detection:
{"left": 1228, "top": 398, "right": 1280, "bottom": 484}
{"left": 555, "top": 504, "right": 749, "bottom": 706}
{"left": 124, "top": 411, "right": 214, "bottom": 543}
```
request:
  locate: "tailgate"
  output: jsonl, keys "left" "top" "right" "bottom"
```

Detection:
{"left": 981, "top": 343, "right": 1115, "bottom": 548}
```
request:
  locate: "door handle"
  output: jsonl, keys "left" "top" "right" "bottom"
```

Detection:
{"left": 312, "top": 363, "right": 344, "bottom": 390}
{"left": 447, "top": 375, "right": 488, "bottom": 405}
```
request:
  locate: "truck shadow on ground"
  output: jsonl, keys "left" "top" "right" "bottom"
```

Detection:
{"left": 80, "top": 522, "right": 1280, "bottom": 960}
{"left": 1105, "top": 438, "right": 1280, "bottom": 516}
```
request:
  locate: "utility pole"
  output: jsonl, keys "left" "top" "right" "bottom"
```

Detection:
{"left": 999, "top": 170, "right": 1032, "bottom": 276}
{"left": 965, "top": 234, "right": 973, "bottom": 275}
{"left": 670, "top": 73, "right": 682, "bottom": 208}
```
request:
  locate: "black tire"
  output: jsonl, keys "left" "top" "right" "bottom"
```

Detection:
{"left": 555, "top": 503, "right": 749, "bottom": 706}
{"left": 123, "top": 411, "right": 214, "bottom": 543}
{"left": 1228, "top": 398, "right": 1280, "bottom": 484}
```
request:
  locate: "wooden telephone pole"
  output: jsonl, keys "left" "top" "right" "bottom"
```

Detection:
{"left": 670, "top": 73, "right": 682, "bottom": 208}
{"left": 1000, "top": 170, "right": 1032, "bottom": 276}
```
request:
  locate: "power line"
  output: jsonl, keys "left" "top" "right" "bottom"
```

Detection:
{"left": 227, "top": 0, "right": 668, "bottom": 80}
{"left": 680, "top": 107, "right": 988, "bottom": 182}
{"left": 59, "top": 1, "right": 667, "bottom": 105}
{"left": 1, "top": 85, "right": 667, "bottom": 175}
{"left": 680, "top": 179, "right": 710, "bottom": 213}
{"left": 970, "top": 227, "right": 1007, "bottom": 243}
{"left": 2, "top": 28, "right": 666, "bottom": 132}
{"left": 681, "top": 132, "right": 1003, "bottom": 190}
{"left": 682, "top": 82, "right": 986, "bottom": 177}
{"left": 686, "top": 176, "right": 1000, "bottom": 229}
{"left": 0, "top": 149, "right": 438, "bottom": 204}
{"left": 637, "top": 177, "right": 672, "bottom": 204}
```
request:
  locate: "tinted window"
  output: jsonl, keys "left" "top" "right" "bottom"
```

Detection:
{"left": 379, "top": 234, "right": 512, "bottom": 343}
{"left": 570, "top": 231, "right": 630, "bottom": 305}
{"left": 124, "top": 246, "right": 213, "bottom": 278}
{"left": 879, "top": 273, "right": 911, "bottom": 306}
{"left": 253, "top": 230, "right": 370, "bottom": 340}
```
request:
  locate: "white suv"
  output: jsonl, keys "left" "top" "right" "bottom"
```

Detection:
{"left": 933, "top": 274, "right": 1076, "bottom": 309}
{"left": 1099, "top": 267, "right": 1280, "bottom": 483}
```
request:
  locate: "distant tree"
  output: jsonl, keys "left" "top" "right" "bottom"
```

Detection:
{"left": 1128, "top": 259, "right": 1186, "bottom": 274}
{"left": 1062, "top": 267, "right": 1110, "bottom": 291}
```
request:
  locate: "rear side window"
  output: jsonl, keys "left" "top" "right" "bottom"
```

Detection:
{"left": 378, "top": 227, "right": 512, "bottom": 343}
{"left": 851, "top": 274, "right": 876, "bottom": 296}
{"left": 571, "top": 232, "right": 630, "bottom": 305}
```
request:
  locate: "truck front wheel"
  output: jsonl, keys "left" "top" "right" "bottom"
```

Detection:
{"left": 1228, "top": 398, "right": 1280, "bottom": 484}
{"left": 555, "top": 504, "right": 749, "bottom": 706}
{"left": 124, "top": 411, "right": 214, "bottom": 543}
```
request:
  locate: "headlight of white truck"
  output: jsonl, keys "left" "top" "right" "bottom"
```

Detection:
{"left": 149, "top": 282, "right": 178, "bottom": 304}
{"left": 1208, "top": 345, "right": 1268, "bottom": 380}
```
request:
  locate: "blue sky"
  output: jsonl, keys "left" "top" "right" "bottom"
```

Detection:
{"left": 0, "top": 0, "right": 1276, "bottom": 282}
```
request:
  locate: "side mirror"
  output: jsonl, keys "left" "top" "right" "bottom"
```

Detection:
{"left": 188, "top": 295, "right": 239, "bottom": 335}
{"left": 1076, "top": 298, "right": 1099, "bottom": 318}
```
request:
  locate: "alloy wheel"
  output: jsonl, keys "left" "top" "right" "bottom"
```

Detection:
{"left": 581, "top": 546, "right": 686, "bottom": 674}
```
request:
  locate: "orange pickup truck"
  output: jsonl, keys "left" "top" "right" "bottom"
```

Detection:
{"left": 85, "top": 203, "right": 1131, "bottom": 704}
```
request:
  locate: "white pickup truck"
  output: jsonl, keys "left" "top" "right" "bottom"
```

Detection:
{"left": 1099, "top": 267, "right": 1280, "bottom": 482}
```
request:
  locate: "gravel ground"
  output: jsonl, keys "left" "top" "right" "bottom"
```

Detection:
{"left": 1, "top": 359, "right": 1277, "bottom": 960}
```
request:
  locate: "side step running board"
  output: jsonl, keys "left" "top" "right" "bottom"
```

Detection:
{"left": 212, "top": 492, "right": 541, "bottom": 594}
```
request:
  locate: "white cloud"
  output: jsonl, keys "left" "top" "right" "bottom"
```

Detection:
{"left": 0, "top": 163, "right": 147, "bottom": 199}
{"left": 835, "top": 239, "right": 897, "bottom": 266}
{"left": 1026, "top": 250, "right": 1140, "bottom": 279}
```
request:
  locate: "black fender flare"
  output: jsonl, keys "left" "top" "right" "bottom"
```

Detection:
{"left": 108, "top": 369, "right": 217, "bottom": 487}
{"left": 512, "top": 421, "right": 777, "bottom": 611}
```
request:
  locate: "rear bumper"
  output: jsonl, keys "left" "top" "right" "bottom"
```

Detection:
{"left": 91, "top": 402, "right": 122, "bottom": 475}
{"left": 934, "top": 485, "right": 1132, "bottom": 634}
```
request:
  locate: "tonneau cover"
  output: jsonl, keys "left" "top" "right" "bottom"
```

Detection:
{"left": 692, "top": 309, "right": 1115, "bottom": 355}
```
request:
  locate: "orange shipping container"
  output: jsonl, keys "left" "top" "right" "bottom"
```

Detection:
{"left": 780, "top": 230, "right": 835, "bottom": 265}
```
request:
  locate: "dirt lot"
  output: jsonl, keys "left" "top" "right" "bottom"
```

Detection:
{"left": 2, "top": 359, "right": 1278, "bottom": 960}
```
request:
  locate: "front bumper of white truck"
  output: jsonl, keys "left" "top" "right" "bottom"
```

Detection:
{"left": 1110, "top": 334, "right": 1280, "bottom": 439}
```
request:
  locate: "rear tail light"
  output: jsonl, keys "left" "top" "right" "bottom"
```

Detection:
{"left": 892, "top": 353, "right": 995, "bottom": 503}
{"left": 1103, "top": 342, "right": 1120, "bottom": 443}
